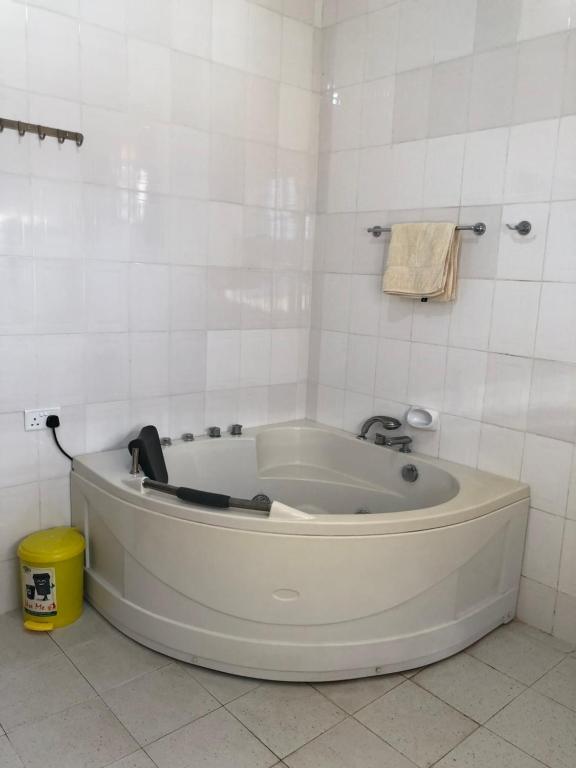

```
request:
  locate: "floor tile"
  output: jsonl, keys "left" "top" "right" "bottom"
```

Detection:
{"left": 283, "top": 717, "right": 416, "bottom": 768}
{"left": 435, "top": 727, "right": 546, "bottom": 768}
{"left": 145, "top": 707, "right": 277, "bottom": 768}
{"left": 0, "top": 735, "right": 23, "bottom": 768}
{"left": 64, "top": 627, "right": 170, "bottom": 692}
{"left": 467, "top": 622, "right": 566, "bottom": 684}
{"left": 413, "top": 653, "right": 525, "bottom": 723}
{"left": 356, "top": 680, "right": 477, "bottom": 768}
{"left": 49, "top": 603, "right": 116, "bottom": 651}
{"left": 402, "top": 668, "right": 422, "bottom": 678}
{"left": 185, "top": 663, "right": 261, "bottom": 704}
{"left": 313, "top": 673, "right": 404, "bottom": 714}
{"left": 515, "top": 622, "right": 575, "bottom": 653}
{"left": 534, "top": 656, "right": 576, "bottom": 712}
{"left": 0, "top": 652, "right": 96, "bottom": 732}
{"left": 227, "top": 683, "right": 346, "bottom": 758}
{"left": 105, "top": 751, "right": 158, "bottom": 767}
{"left": 8, "top": 699, "right": 138, "bottom": 768}
{"left": 0, "top": 610, "right": 61, "bottom": 674}
{"left": 487, "top": 689, "right": 576, "bottom": 768}
{"left": 102, "top": 663, "right": 220, "bottom": 745}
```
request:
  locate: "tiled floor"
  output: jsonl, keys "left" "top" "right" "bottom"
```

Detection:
{"left": 1, "top": 607, "right": 575, "bottom": 768}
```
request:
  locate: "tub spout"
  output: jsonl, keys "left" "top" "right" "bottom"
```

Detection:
{"left": 357, "top": 415, "right": 402, "bottom": 440}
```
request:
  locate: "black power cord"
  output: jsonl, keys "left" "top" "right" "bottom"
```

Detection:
{"left": 45, "top": 415, "right": 73, "bottom": 462}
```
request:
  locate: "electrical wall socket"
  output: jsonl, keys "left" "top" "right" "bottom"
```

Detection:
{"left": 24, "top": 407, "right": 61, "bottom": 431}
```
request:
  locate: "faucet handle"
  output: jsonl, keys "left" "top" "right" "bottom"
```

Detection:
{"left": 374, "top": 433, "right": 386, "bottom": 446}
{"left": 207, "top": 426, "right": 221, "bottom": 438}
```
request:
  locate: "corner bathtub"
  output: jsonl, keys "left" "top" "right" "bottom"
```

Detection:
{"left": 71, "top": 421, "right": 529, "bottom": 681}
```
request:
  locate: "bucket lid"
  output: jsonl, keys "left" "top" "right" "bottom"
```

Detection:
{"left": 18, "top": 527, "right": 85, "bottom": 564}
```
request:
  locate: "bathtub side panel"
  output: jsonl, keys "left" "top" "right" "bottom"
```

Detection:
{"left": 73, "top": 466, "right": 529, "bottom": 679}
{"left": 76, "top": 475, "right": 526, "bottom": 625}
{"left": 71, "top": 474, "right": 125, "bottom": 595}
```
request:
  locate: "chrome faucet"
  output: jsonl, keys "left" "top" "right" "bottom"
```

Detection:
{"left": 357, "top": 415, "right": 402, "bottom": 440}
{"left": 375, "top": 434, "right": 413, "bottom": 453}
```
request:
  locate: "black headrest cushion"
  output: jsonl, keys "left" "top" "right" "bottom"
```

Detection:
{"left": 128, "top": 425, "right": 168, "bottom": 483}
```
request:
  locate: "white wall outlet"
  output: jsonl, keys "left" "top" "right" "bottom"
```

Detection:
{"left": 24, "top": 407, "right": 61, "bottom": 431}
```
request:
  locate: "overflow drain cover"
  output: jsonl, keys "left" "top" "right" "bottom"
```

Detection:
{"left": 401, "top": 464, "right": 419, "bottom": 483}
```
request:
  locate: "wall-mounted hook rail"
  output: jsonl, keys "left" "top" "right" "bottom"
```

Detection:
{"left": 367, "top": 222, "right": 486, "bottom": 238}
{"left": 506, "top": 220, "right": 532, "bottom": 236}
{"left": 0, "top": 117, "right": 84, "bottom": 147}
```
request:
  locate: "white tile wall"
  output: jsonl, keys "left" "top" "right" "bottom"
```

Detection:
{"left": 0, "top": 0, "right": 319, "bottom": 613}
{"left": 1, "top": 0, "right": 575, "bottom": 648}
{"left": 489, "top": 281, "right": 540, "bottom": 357}
{"left": 522, "top": 507, "right": 564, "bottom": 588}
{"left": 312, "top": 0, "right": 576, "bottom": 643}
{"left": 477, "top": 423, "right": 524, "bottom": 479}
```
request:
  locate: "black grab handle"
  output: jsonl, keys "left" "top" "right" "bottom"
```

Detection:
{"left": 176, "top": 486, "right": 231, "bottom": 508}
{"left": 142, "top": 477, "right": 270, "bottom": 513}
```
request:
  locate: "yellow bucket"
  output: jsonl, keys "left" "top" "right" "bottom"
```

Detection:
{"left": 18, "top": 527, "right": 85, "bottom": 632}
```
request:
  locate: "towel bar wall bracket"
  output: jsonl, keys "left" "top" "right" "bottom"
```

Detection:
{"left": 0, "top": 117, "right": 84, "bottom": 147}
{"left": 367, "top": 222, "right": 486, "bottom": 238}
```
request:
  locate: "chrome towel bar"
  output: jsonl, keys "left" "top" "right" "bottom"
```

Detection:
{"left": 367, "top": 222, "right": 486, "bottom": 238}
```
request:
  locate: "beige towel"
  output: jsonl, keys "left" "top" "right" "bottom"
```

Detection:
{"left": 382, "top": 222, "right": 460, "bottom": 302}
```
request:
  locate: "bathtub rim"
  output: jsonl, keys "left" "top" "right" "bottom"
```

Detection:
{"left": 71, "top": 420, "right": 529, "bottom": 536}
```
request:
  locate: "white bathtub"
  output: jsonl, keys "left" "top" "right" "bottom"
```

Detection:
{"left": 71, "top": 421, "right": 529, "bottom": 681}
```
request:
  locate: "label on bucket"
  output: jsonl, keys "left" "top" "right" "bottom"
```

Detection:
{"left": 22, "top": 565, "right": 57, "bottom": 617}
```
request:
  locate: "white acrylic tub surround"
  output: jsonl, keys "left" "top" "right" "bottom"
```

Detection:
{"left": 71, "top": 421, "right": 529, "bottom": 681}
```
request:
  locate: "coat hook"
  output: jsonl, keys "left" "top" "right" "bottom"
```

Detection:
{"left": 506, "top": 220, "right": 532, "bottom": 236}
{"left": 0, "top": 117, "right": 86, "bottom": 148}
